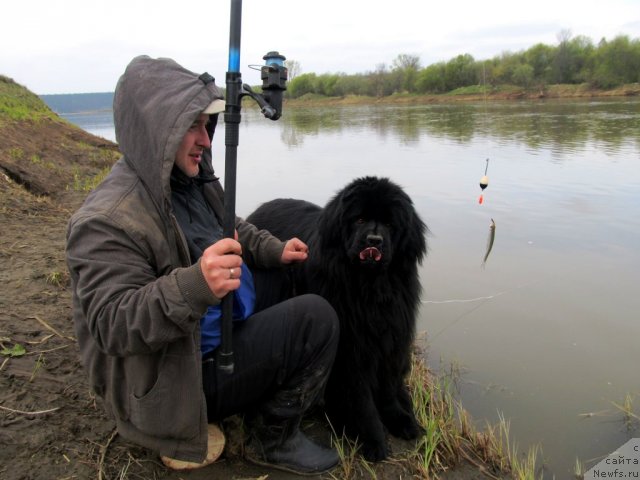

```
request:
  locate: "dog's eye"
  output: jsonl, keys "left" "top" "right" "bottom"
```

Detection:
{"left": 356, "top": 218, "right": 365, "bottom": 225}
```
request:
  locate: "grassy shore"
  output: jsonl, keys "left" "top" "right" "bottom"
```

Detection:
{"left": 326, "top": 348, "right": 541, "bottom": 479}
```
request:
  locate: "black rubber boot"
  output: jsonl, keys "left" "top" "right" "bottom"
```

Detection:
{"left": 246, "top": 415, "right": 339, "bottom": 475}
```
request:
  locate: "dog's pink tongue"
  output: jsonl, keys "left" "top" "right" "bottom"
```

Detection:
{"left": 359, "top": 247, "right": 382, "bottom": 261}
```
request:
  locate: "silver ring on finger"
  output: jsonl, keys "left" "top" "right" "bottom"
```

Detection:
{"left": 229, "top": 267, "right": 235, "bottom": 279}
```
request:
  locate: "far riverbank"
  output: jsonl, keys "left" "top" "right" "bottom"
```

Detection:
{"left": 283, "top": 82, "right": 640, "bottom": 107}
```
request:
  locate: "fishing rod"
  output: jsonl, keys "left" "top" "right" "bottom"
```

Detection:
{"left": 218, "top": 0, "right": 288, "bottom": 374}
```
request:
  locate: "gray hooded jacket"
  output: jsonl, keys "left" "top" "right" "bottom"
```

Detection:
{"left": 66, "top": 56, "right": 285, "bottom": 461}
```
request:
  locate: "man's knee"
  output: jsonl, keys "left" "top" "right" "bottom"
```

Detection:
{"left": 294, "top": 294, "right": 339, "bottom": 342}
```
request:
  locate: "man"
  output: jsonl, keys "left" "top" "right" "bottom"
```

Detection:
{"left": 66, "top": 56, "right": 339, "bottom": 475}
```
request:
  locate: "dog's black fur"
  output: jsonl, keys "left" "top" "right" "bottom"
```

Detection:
{"left": 247, "top": 176, "right": 428, "bottom": 461}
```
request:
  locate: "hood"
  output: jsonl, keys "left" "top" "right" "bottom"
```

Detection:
{"left": 113, "top": 55, "right": 224, "bottom": 210}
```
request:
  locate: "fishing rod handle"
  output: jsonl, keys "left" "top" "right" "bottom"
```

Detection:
{"left": 218, "top": 139, "right": 239, "bottom": 374}
{"left": 217, "top": 294, "right": 235, "bottom": 374}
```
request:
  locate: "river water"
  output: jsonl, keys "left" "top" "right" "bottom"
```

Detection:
{"left": 62, "top": 98, "right": 640, "bottom": 478}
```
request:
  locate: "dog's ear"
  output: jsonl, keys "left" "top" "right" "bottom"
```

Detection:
{"left": 393, "top": 194, "right": 428, "bottom": 264}
{"left": 317, "top": 188, "right": 349, "bottom": 250}
{"left": 404, "top": 207, "right": 428, "bottom": 264}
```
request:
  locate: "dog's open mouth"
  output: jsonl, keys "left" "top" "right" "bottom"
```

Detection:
{"left": 359, "top": 247, "right": 382, "bottom": 262}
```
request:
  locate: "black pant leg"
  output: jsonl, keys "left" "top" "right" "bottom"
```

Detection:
{"left": 202, "top": 294, "right": 339, "bottom": 421}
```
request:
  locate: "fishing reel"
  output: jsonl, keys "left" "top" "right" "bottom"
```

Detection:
{"left": 242, "top": 51, "right": 288, "bottom": 120}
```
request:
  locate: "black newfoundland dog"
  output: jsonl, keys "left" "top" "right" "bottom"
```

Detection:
{"left": 247, "top": 176, "right": 427, "bottom": 461}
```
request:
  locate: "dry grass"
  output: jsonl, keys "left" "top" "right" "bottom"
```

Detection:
{"left": 403, "top": 350, "right": 541, "bottom": 479}
{"left": 612, "top": 393, "right": 640, "bottom": 430}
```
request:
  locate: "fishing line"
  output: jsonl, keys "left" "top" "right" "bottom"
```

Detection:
{"left": 421, "top": 290, "right": 506, "bottom": 304}
{"left": 420, "top": 279, "right": 540, "bottom": 305}
{"left": 478, "top": 65, "right": 490, "bottom": 205}
{"left": 428, "top": 299, "right": 489, "bottom": 340}
{"left": 421, "top": 279, "right": 542, "bottom": 340}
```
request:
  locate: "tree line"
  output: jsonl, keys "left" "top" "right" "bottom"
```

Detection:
{"left": 285, "top": 32, "right": 640, "bottom": 98}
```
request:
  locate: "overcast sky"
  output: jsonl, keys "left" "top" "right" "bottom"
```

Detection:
{"left": 2, "top": 0, "right": 639, "bottom": 95}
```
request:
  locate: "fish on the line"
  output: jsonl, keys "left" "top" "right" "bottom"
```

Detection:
{"left": 482, "top": 218, "right": 496, "bottom": 267}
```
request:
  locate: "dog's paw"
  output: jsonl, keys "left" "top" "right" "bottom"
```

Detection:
{"left": 399, "top": 418, "right": 423, "bottom": 440}
{"left": 387, "top": 415, "right": 422, "bottom": 440}
{"left": 361, "top": 440, "right": 390, "bottom": 462}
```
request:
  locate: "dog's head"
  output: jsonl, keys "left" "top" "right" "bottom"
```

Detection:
{"left": 319, "top": 176, "right": 427, "bottom": 270}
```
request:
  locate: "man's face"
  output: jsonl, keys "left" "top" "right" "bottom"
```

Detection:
{"left": 174, "top": 113, "right": 211, "bottom": 177}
